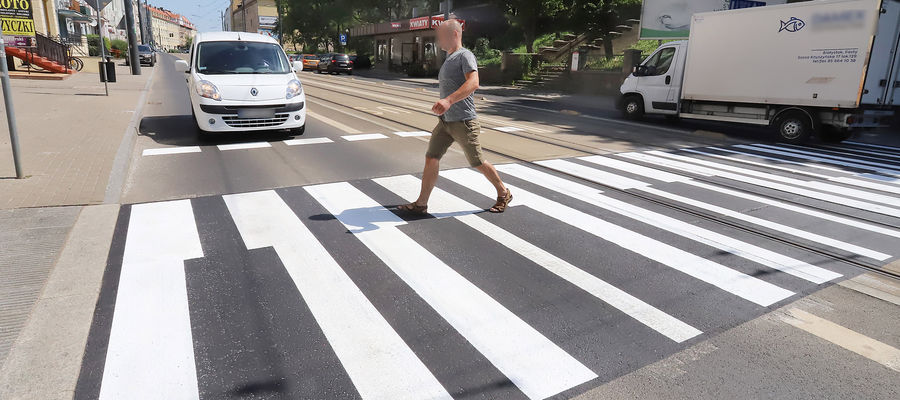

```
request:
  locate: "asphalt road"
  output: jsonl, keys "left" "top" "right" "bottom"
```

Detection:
{"left": 75, "top": 54, "right": 900, "bottom": 400}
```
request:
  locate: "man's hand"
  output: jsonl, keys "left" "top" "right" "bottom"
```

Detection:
{"left": 432, "top": 98, "right": 452, "bottom": 116}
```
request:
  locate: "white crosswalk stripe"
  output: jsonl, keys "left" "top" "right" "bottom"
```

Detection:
{"left": 87, "top": 143, "right": 900, "bottom": 399}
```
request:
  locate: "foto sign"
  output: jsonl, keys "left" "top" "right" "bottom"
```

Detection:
{"left": 639, "top": 0, "right": 788, "bottom": 39}
{"left": 1, "top": 0, "right": 35, "bottom": 47}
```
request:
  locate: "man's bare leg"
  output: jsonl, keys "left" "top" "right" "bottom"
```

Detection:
{"left": 415, "top": 156, "right": 441, "bottom": 206}
{"left": 475, "top": 161, "right": 508, "bottom": 197}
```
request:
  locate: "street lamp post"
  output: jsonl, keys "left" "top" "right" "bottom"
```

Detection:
{"left": 0, "top": 39, "right": 24, "bottom": 179}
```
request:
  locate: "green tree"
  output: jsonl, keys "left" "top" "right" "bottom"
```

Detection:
{"left": 491, "top": 0, "right": 568, "bottom": 53}
{"left": 568, "top": 0, "right": 641, "bottom": 59}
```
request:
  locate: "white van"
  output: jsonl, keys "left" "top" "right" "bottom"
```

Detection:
{"left": 175, "top": 32, "right": 306, "bottom": 136}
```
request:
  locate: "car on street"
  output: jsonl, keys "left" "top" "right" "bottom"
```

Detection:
{"left": 301, "top": 54, "right": 320, "bottom": 70}
{"left": 175, "top": 32, "right": 306, "bottom": 137}
{"left": 316, "top": 53, "right": 353, "bottom": 75}
{"left": 125, "top": 44, "right": 157, "bottom": 66}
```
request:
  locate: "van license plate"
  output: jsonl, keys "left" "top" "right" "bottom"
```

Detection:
{"left": 238, "top": 108, "right": 275, "bottom": 119}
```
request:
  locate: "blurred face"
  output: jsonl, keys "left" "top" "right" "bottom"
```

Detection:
{"left": 436, "top": 24, "right": 458, "bottom": 51}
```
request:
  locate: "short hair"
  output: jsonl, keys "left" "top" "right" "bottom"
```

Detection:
{"left": 442, "top": 19, "right": 463, "bottom": 34}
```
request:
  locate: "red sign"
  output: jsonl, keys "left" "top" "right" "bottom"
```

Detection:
{"left": 430, "top": 16, "right": 465, "bottom": 30}
{"left": 390, "top": 22, "right": 401, "bottom": 29}
{"left": 409, "top": 17, "right": 429, "bottom": 30}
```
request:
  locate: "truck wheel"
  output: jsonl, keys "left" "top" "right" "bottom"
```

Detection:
{"left": 622, "top": 96, "right": 644, "bottom": 120}
{"left": 775, "top": 111, "right": 812, "bottom": 144}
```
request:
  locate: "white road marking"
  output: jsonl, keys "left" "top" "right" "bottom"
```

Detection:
{"left": 216, "top": 142, "right": 272, "bottom": 151}
{"left": 757, "top": 144, "right": 900, "bottom": 171}
{"left": 537, "top": 159, "right": 649, "bottom": 189}
{"left": 99, "top": 200, "right": 203, "bottom": 400}
{"left": 224, "top": 191, "right": 451, "bottom": 400}
{"left": 625, "top": 152, "right": 900, "bottom": 218}
{"left": 442, "top": 168, "right": 794, "bottom": 306}
{"left": 837, "top": 274, "right": 900, "bottom": 307}
{"left": 581, "top": 155, "right": 690, "bottom": 183}
{"left": 393, "top": 131, "right": 431, "bottom": 137}
{"left": 142, "top": 146, "right": 202, "bottom": 156}
{"left": 501, "top": 163, "right": 844, "bottom": 283}
{"left": 780, "top": 308, "right": 900, "bottom": 373}
{"left": 375, "top": 175, "right": 702, "bottom": 343}
{"left": 493, "top": 126, "right": 524, "bottom": 133}
{"left": 739, "top": 144, "right": 900, "bottom": 177}
{"left": 649, "top": 150, "right": 900, "bottom": 207}
{"left": 844, "top": 141, "right": 900, "bottom": 152}
{"left": 342, "top": 133, "right": 388, "bottom": 141}
{"left": 283, "top": 137, "right": 334, "bottom": 146}
{"left": 308, "top": 111, "right": 362, "bottom": 134}
{"left": 596, "top": 154, "right": 900, "bottom": 239}
{"left": 306, "top": 182, "right": 597, "bottom": 400}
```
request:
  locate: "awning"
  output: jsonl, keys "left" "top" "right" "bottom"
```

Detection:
{"left": 58, "top": 9, "right": 93, "bottom": 23}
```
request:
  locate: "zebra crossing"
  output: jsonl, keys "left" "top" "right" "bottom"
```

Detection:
{"left": 76, "top": 141, "right": 900, "bottom": 400}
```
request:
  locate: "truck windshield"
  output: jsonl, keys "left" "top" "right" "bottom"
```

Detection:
{"left": 196, "top": 41, "right": 290, "bottom": 75}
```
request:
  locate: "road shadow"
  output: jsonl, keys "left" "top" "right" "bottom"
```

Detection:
{"left": 138, "top": 114, "right": 297, "bottom": 146}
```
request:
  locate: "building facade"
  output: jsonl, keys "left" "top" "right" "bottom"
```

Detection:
{"left": 146, "top": 5, "right": 195, "bottom": 50}
{"left": 229, "top": 0, "right": 278, "bottom": 39}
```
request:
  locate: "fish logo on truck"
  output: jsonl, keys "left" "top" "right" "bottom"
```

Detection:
{"left": 779, "top": 16, "right": 806, "bottom": 32}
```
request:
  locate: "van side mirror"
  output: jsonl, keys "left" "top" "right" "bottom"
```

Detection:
{"left": 292, "top": 60, "right": 304, "bottom": 72}
{"left": 175, "top": 59, "right": 190, "bottom": 73}
{"left": 633, "top": 65, "right": 648, "bottom": 76}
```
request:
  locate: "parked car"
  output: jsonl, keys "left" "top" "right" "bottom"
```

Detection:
{"left": 316, "top": 53, "right": 353, "bottom": 75}
{"left": 124, "top": 44, "right": 157, "bottom": 66}
{"left": 349, "top": 54, "right": 371, "bottom": 69}
{"left": 174, "top": 32, "right": 306, "bottom": 137}
{"left": 301, "top": 54, "right": 320, "bottom": 70}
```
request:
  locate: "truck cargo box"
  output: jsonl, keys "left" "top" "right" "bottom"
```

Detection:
{"left": 681, "top": 0, "right": 889, "bottom": 109}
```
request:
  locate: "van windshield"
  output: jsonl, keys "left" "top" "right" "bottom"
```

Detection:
{"left": 196, "top": 41, "right": 290, "bottom": 75}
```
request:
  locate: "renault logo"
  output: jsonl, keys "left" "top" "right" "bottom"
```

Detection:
{"left": 250, "top": 87, "right": 258, "bottom": 96}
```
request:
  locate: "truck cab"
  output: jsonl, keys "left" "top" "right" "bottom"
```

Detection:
{"left": 620, "top": 41, "right": 688, "bottom": 119}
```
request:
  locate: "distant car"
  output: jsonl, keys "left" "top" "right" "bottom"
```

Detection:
{"left": 301, "top": 54, "right": 319, "bottom": 70}
{"left": 349, "top": 55, "right": 371, "bottom": 69}
{"left": 174, "top": 32, "right": 306, "bottom": 137}
{"left": 125, "top": 44, "right": 156, "bottom": 66}
{"left": 316, "top": 53, "right": 353, "bottom": 75}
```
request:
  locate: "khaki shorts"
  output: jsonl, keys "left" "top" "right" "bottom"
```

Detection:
{"left": 425, "top": 118, "right": 485, "bottom": 167}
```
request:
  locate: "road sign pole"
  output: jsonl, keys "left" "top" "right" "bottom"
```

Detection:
{"left": 94, "top": 3, "right": 109, "bottom": 96}
{"left": 0, "top": 39, "right": 25, "bottom": 179}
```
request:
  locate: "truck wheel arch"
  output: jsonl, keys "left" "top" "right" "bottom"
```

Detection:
{"left": 621, "top": 94, "right": 645, "bottom": 120}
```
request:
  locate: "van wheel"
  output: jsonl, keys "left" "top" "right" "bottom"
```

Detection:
{"left": 622, "top": 96, "right": 644, "bottom": 120}
{"left": 774, "top": 111, "right": 812, "bottom": 144}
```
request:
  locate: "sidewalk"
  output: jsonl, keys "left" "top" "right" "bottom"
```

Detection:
{"left": 0, "top": 62, "right": 153, "bottom": 209}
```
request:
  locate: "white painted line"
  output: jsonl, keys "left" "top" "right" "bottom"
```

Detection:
{"left": 741, "top": 144, "right": 900, "bottom": 177}
{"left": 342, "top": 133, "right": 389, "bottom": 141}
{"left": 393, "top": 131, "right": 431, "bottom": 137}
{"left": 838, "top": 274, "right": 900, "bottom": 307}
{"left": 493, "top": 126, "right": 524, "bottom": 133}
{"left": 588, "top": 154, "right": 900, "bottom": 239}
{"left": 637, "top": 151, "right": 900, "bottom": 218}
{"left": 760, "top": 144, "right": 900, "bottom": 171}
{"left": 844, "top": 141, "right": 900, "bottom": 153}
{"left": 781, "top": 308, "right": 900, "bottom": 373}
{"left": 651, "top": 150, "right": 900, "bottom": 207}
{"left": 500, "top": 163, "right": 843, "bottom": 284}
{"left": 306, "top": 182, "right": 597, "bottom": 400}
{"left": 142, "top": 146, "right": 202, "bottom": 156}
{"left": 818, "top": 144, "right": 900, "bottom": 161}
{"left": 100, "top": 200, "right": 203, "bottom": 400}
{"left": 442, "top": 168, "right": 794, "bottom": 307}
{"left": 374, "top": 175, "right": 702, "bottom": 343}
{"left": 581, "top": 155, "right": 691, "bottom": 183}
{"left": 308, "top": 111, "right": 362, "bottom": 134}
{"left": 687, "top": 148, "right": 900, "bottom": 196}
{"left": 536, "top": 159, "right": 649, "bottom": 190}
{"left": 283, "top": 137, "right": 334, "bottom": 146}
{"left": 223, "top": 191, "right": 451, "bottom": 400}
{"left": 216, "top": 142, "right": 272, "bottom": 151}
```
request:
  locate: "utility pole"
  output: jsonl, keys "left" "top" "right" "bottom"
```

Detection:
{"left": 0, "top": 39, "right": 24, "bottom": 179}
{"left": 444, "top": 0, "right": 452, "bottom": 19}
{"left": 144, "top": 0, "right": 153, "bottom": 47}
{"left": 138, "top": 0, "right": 145, "bottom": 43}
{"left": 124, "top": 0, "right": 141, "bottom": 75}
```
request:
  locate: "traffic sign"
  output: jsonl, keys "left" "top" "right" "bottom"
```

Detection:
{"left": 339, "top": 34, "right": 347, "bottom": 45}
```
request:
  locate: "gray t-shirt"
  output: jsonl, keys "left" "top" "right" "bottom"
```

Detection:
{"left": 438, "top": 48, "right": 478, "bottom": 122}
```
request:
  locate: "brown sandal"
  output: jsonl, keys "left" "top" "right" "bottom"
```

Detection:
{"left": 396, "top": 202, "right": 428, "bottom": 215}
{"left": 489, "top": 189, "right": 513, "bottom": 213}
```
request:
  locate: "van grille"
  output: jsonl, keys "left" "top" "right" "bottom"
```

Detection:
{"left": 222, "top": 113, "right": 290, "bottom": 128}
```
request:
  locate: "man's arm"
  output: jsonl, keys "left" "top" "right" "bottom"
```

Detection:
{"left": 432, "top": 70, "right": 479, "bottom": 115}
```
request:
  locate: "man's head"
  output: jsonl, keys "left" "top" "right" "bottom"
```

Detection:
{"left": 436, "top": 19, "right": 463, "bottom": 52}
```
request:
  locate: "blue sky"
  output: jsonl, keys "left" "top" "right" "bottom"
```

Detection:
{"left": 148, "top": 0, "right": 230, "bottom": 33}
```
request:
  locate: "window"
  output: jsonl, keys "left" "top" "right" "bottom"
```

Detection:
{"left": 643, "top": 47, "right": 676, "bottom": 76}
{"left": 196, "top": 41, "right": 290, "bottom": 74}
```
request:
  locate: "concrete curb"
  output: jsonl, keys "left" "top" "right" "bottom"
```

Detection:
{"left": 103, "top": 63, "right": 159, "bottom": 204}
{"left": 0, "top": 204, "right": 120, "bottom": 400}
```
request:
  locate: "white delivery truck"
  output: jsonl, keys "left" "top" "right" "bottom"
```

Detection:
{"left": 619, "top": 0, "right": 900, "bottom": 143}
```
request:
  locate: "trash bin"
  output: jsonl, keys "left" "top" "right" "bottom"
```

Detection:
{"left": 100, "top": 58, "right": 117, "bottom": 83}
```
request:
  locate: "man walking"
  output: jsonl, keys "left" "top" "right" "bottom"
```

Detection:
{"left": 397, "top": 19, "right": 513, "bottom": 214}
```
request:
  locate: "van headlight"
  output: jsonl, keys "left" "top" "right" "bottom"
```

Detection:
{"left": 195, "top": 80, "right": 221, "bottom": 101}
{"left": 286, "top": 79, "right": 303, "bottom": 99}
